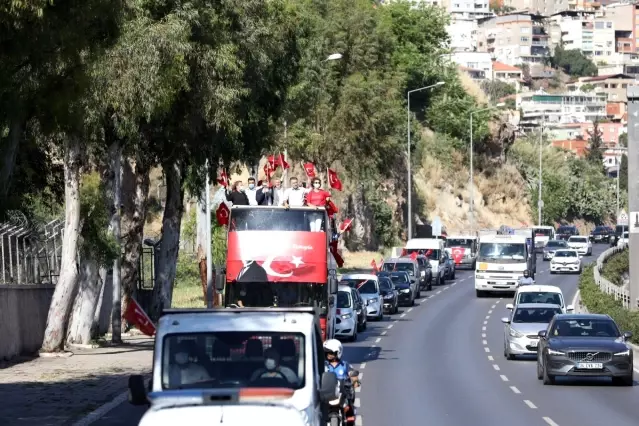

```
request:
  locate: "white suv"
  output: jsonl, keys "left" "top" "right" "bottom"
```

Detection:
{"left": 567, "top": 235, "right": 592, "bottom": 256}
{"left": 550, "top": 249, "right": 582, "bottom": 274}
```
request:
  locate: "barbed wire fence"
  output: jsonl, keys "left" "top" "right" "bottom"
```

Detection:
{"left": 0, "top": 210, "right": 64, "bottom": 285}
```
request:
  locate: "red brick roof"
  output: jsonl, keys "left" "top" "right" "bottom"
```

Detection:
{"left": 492, "top": 61, "right": 521, "bottom": 72}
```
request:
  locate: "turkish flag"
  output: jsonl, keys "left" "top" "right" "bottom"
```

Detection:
{"left": 217, "top": 170, "right": 228, "bottom": 187}
{"left": 410, "top": 251, "right": 417, "bottom": 261}
{"left": 263, "top": 163, "right": 273, "bottom": 182}
{"left": 339, "top": 218, "right": 353, "bottom": 233}
{"left": 451, "top": 247, "right": 464, "bottom": 264}
{"left": 326, "top": 200, "right": 339, "bottom": 217}
{"left": 123, "top": 298, "right": 156, "bottom": 337}
{"left": 370, "top": 259, "right": 378, "bottom": 272}
{"left": 401, "top": 248, "right": 407, "bottom": 256}
{"left": 327, "top": 169, "right": 342, "bottom": 191}
{"left": 267, "top": 154, "right": 279, "bottom": 170}
{"left": 278, "top": 153, "right": 290, "bottom": 170}
{"left": 216, "top": 202, "right": 230, "bottom": 226}
{"left": 329, "top": 240, "right": 344, "bottom": 267}
{"left": 303, "top": 162, "right": 316, "bottom": 178}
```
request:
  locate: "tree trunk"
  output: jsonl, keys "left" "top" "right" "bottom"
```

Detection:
{"left": 90, "top": 267, "right": 108, "bottom": 339}
{"left": 109, "top": 142, "right": 123, "bottom": 343}
{"left": 0, "top": 116, "right": 25, "bottom": 204}
{"left": 149, "top": 159, "right": 185, "bottom": 320}
{"left": 41, "top": 137, "right": 83, "bottom": 352}
{"left": 196, "top": 189, "right": 208, "bottom": 300}
{"left": 120, "top": 156, "right": 150, "bottom": 329}
{"left": 66, "top": 254, "right": 101, "bottom": 345}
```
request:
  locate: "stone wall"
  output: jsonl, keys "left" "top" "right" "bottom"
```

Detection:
{"left": 0, "top": 285, "right": 54, "bottom": 360}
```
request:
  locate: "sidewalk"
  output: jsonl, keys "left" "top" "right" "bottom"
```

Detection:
{"left": 0, "top": 335, "right": 153, "bottom": 426}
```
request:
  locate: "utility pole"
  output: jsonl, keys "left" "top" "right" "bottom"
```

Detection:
{"left": 205, "top": 160, "right": 213, "bottom": 308}
{"left": 469, "top": 113, "right": 474, "bottom": 232}
{"left": 111, "top": 142, "right": 122, "bottom": 343}
{"left": 538, "top": 117, "right": 544, "bottom": 226}
{"left": 626, "top": 86, "right": 639, "bottom": 311}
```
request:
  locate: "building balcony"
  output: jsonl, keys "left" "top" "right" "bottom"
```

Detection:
{"left": 532, "top": 40, "right": 548, "bottom": 46}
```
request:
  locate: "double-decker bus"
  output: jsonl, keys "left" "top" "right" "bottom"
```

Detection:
{"left": 217, "top": 205, "right": 338, "bottom": 340}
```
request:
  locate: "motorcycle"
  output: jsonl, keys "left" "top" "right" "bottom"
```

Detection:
{"left": 327, "top": 370, "right": 360, "bottom": 426}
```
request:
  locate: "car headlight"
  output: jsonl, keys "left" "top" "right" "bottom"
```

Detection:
{"left": 571, "top": 260, "right": 580, "bottom": 264}
{"left": 509, "top": 328, "right": 524, "bottom": 338}
{"left": 366, "top": 299, "right": 372, "bottom": 306}
{"left": 341, "top": 313, "right": 352, "bottom": 319}
{"left": 614, "top": 349, "right": 631, "bottom": 356}
{"left": 547, "top": 349, "right": 565, "bottom": 356}
{"left": 476, "top": 274, "right": 485, "bottom": 279}
{"left": 383, "top": 293, "right": 394, "bottom": 299}
{"left": 421, "top": 270, "right": 425, "bottom": 277}
{"left": 400, "top": 288, "right": 410, "bottom": 294}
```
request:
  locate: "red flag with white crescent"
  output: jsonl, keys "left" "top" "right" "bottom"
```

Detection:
{"left": 123, "top": 298, "right": 156, "bottom": 337}
{"left": 216, "top": 203, "right": 230, "bottom": 226}
{"left": 303, "top": 162, "right": 316, "bottom": 178}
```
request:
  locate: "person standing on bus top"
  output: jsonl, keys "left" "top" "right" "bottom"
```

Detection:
{"left": 226, "top": 180, "right": 249, "bottom": 206}
{"left": 282, "top": 177, "right": 306, "bottom": 208}
{"left": 306, "top": 177, "right": 331, "bottom": 232}
{"left": 245, "top": 177, "right": 259, "bottom": 206}
{"left": 256, "top": 180, "right": 271, "bottom": 206}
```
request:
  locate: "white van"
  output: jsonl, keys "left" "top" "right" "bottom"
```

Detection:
{"left": 405, "top": 238, "right": 446, "bottom": 285}
{"left": 532, "top": 226, "right": 555, "bottom": 251}
{"left": 506, "top": 285, "right": 574, "bottom": 314}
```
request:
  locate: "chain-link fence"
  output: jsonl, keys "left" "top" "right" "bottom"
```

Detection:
{"left": 0, "top": 211, "right": 63, "bottom": 285}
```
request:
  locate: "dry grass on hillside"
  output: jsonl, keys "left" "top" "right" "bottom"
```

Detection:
{"left": 458, "top": 69, "right": 488, "bottom": 105}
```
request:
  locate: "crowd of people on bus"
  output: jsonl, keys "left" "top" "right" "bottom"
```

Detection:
{"left": 225, "top": 176, "right": 331, "bottom": 209}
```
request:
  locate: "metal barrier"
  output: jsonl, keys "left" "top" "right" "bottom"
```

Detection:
{"left": 0, "top": 212, "right": 63, "bottom": 285}
{"left": 592, "top": 245, "right": 632, "bottom": 309}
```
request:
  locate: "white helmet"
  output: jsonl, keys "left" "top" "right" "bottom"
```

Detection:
{"left": 323, "top": 339, "right": 343, "bottom": 359}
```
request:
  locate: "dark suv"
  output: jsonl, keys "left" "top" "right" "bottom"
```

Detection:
{"left": 556, "top": 225, "right": 578, "bottom": 241}
{"left": 590, "top": 225, "right": 613, "bottom": 243}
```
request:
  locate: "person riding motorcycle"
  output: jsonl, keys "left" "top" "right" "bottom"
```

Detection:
{"left": 324, "top": 339, "right": 359, "bottom": 425}
{"left": 518, "top": 270, "right": 534, "bottom": 286}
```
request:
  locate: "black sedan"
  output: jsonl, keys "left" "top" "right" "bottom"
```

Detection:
{"left": 378, "top": 271, "right": 414, "bottom": 306}
{"left": 378, "top": 276, "right": 399, "bottom": 314}
{"left": 556, "top": 225, "right": 578, "bottom": 241}
{"left": 537, "top": 313, "right": 634, "bottom": 386}
{"left": 590, "top": 225, "right": 613, "bottom": 243}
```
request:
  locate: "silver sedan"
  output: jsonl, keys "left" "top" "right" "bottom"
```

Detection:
{"left": 502, "top": 303, "right": 563, "bottom": 360}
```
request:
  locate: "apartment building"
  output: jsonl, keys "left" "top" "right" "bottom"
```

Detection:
{"left": 442, "top": 0, "right": 493, "bottom": 19}
{"left": 502, "top": 0, "right": 570, "bottom": 16}
{"left": 517, "top": 89, "right": 607, "bottom": 130}
{"left": 548, "top": 121, "right": 625, "bottom": 145}
{"left": 448, "top": 51, "right": 494, "bottom": 77}
{"left": 447, "top": 18, "right": 478, "bottom": 52}
{"left": 476, "top": 13, "right": 550, "bottom": 71}
{"left": 578, "top": 73, "right": 635, "bottom": 102}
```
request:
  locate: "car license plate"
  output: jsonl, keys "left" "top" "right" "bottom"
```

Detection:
{"left": 577, "top": 362, "right": 603, "bottom": 369}
{"left": 529, "top": 340, "right": 538, "bottom": 348}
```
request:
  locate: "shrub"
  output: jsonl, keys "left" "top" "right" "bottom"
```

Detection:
{"left": 601, "top": 248, "right": 628, "bottom": 286}
{"left": 578, "top": 264, "right": 639, "bottom": 344}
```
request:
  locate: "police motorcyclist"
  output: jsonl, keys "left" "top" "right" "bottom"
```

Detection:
{"left": 518, "top": 270, "right": 534, "bottom": 286}
{"left": 324, "top": 339, "right": 359, "bottom": 425}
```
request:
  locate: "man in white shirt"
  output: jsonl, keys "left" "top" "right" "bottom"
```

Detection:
{"left": 245, "top": 177, "right": 259, "bottom": 206}
{"left": 281, "top": 177, "right": 307, "bottom": 207}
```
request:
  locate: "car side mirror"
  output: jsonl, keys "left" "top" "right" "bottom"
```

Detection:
{"left": 128, "top": 375, "right": 148, "bottom": 406}
{"left": 538, "top": 330, "right": 547, "bottom": 338}
{"left": 506, "top": 303, "right": 514, "bottom": 310}
{"left": 319, "top": 371, "right": 339, "bottom": 402}
{"left": 215, "top": 273, "right": 226, "bottom": 292}
{"left": 566, "top": 305, "right": 574, "bottom": 312}
{"left": 623, "top": 331, "right": 633, "bottom": 340}
{"left": 501, "top": 317, "right": 510, "bottom": 324}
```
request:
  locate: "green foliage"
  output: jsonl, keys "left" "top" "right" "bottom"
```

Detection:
{"left": 480, "top": 80, "right": 516, "bottom": 102}
{"left": 580, "top": 83, "right": 595, "bottom": 92}
{"left": 551, "top": 46, "right": 597, "bottom": 77}
{"left": 174, "top": 252, "right": 200, "bottom": 288}
{"left": 579, "top": 263, "right": 639, "bottom": 344}
{"left": 618, "top": 132, "right": 628, "bottom": 148}
{"left": 79, "top": 172, "right": 118, "bottom": 266}
{"left": 620, "top": 154, "right": 628, "bottom": 193}
{"left": 366, "top": 188, "right": 397, "bottom": 248}
{"left": 601, "top": 248, "right": 628, "bottom": 286}
{"left": 585, "top": 121, "right": 604, "bottom": 165}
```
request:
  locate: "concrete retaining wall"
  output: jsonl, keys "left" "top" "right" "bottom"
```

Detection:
{"left": 0, "top": 285, "right": 54, "bottom": 360}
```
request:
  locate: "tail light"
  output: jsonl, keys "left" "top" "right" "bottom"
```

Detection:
{"left": 320, "top": 316, "right": 327, "bottom": 341}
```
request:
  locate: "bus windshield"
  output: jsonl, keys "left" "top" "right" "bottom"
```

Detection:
{"left": 533, "top": 228, "right": 554, "bottom": 237}
{"left": 478, "top": 242, "right": 526, "bottom": 261}
{"left": 445, "top": 239, "right": 474, "bottom": 248}
{"left": 225, "top": 282, "right": 328, "bottom": 310}
{"left": 229, "top": 208, "right": 326, "bottom": 232}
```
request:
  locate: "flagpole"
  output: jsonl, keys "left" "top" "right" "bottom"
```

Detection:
{"left": 283, "top": 121, "right": 288, "bottom": 189}
{"left": 205, "top": 160, "right": 213, "bottom": 308}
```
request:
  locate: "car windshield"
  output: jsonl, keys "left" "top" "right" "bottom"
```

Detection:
{"left": 406, "top": 249, "right": 440, "bottom": 259}
{"left": 593, "top": 227, "right": 608, "bottom": 232}
{"left": 161, "top": 332, "right": 305, "bottom": 390}
{"left": 616, "top": 225, "right": 626, "bottom": 234}
{"left": 340, "top": 279, "right": 377, "bottom": 294}
{"left": 513, "top": 307, "right": 562, "bottom": 323}
{"left": 382, "top": 262, "right": 414, "bottom": 275}
{"left": 623, "top": 232, "right": 629, "bottom": 238}
{"left": 389, "top": 274, "right": 409, "bottom": 285}
{"left": 551, "top": 319, "right": 620, "bottom": 338}
{"left": 546, "top": 241, "right": 567, "bottom": 248}
{"left": 445, "top": 239, "right": 474, "bottom": 248}
{"left": 517, "top": 291, "right": 562, "bottom": 306}
{"left": 478, "top": 242, "right": 526, "bottom": 260}
{"left": 557, "top": 226, "right": 576, "bottom": 233}
{"left": 554, "top": 251, "right": 577, "bottom": 258}
{"left": 533, "top": 228, "right": 554, "bottom": 236}
{"left": 569, "top": 237, "right": 588, "bottom": 243}
{"left": 337, "top": 291, "right": 351, "bottom": 308}
{"left": 379, "top": 278, "right": 393, "bottom": 291}
{"left": 229, "top": 208, "right": 326, "bottom": 232}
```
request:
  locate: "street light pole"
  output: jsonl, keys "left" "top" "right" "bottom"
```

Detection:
{"left": 469, "top": 102, "right": 505, "bottom": 232}
{"left": 406, "top": 81, "right": 445, "bottom": 240}
{"left": 539, "top": 116, "right": 543, "bottom": 226}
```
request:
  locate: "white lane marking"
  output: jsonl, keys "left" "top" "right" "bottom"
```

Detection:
{"left": 355, "top": 416, "right": 363, "bottom": 426}
{"left": 484, "top": 347, "right": 490, "bottom": 353}
{"left": 420, "top": 299, "right": 427, "bottom": 302}
{"left": 443, "top": 286, "right": 449, "bottom": 290}
{"left": 381, "top": 331, "right": 387, "bottom": 336}
{"left": 71, "top": 386, "right": 134, "bottom": 426}
{"left": 360, "top": 362, "right": 366, "bottom": 369}
{"left": 355, "top": 398, "right": 361, "bottom": 408}
{"left": 436, "top": 290, "right": 442, "bottom": 294}
{"left": 488, "top": 355, "right": 494, "bottom": 361}
{"left": 407, "top": 308, "right": 413, "bottom": 313}
{"left": 524, "top": 400, "right": 537, "bottom": 409}
{"left": 543, "top": 417, "right": 559, "bottom": 426}
{"left": 492, "top": 364, "right": 500, "bottom": 371}
{"left": 485, "top": 315, "right": 490, "bottom": 320}
{"left": 482, "top": 340, "right": 488, "bottom": 345}
{"left": 393, "top": 319, "right": 399, "bottom": 323}
{"left": 356, "top": 386, "right": 361, "bottom": 393}
{"left": 633, "top": 367, "right": 639, "bottom": 374}
{"left": 482, "top": 326, "right": 486, "bottom": 331}
{"left": 488, "top": 310, "right": 493, "bottom": 314}
{"left": 510, "top": 386, "right": 521, "bottom": 394}
{"left": 359, "top": 372, "right": 364, "bottom": 380}
{"left": 491, "top": 304, "right": 496, "bottom": 309}
{"left": 452, "top": 282, "right": 457, "bottom": 286}
{"left": 375, "top": 337, "right": 381, "bottom": 343}
{"left": 483, "top": 321, "right": 488, "bottom": 325}
{"left": 500, "top": 375, "right": 508, "bottom": 382}
{"left": 387, "top": 324, "right": 394, "bottom": 329}
{"left": 497, "top": 299, "right": 502, "bottom": 302}
{"left": 481, "top": 333, "right": 486, "bottom": 338}
{"left": 400, "top": 313, "right": 406, "bottom": 318}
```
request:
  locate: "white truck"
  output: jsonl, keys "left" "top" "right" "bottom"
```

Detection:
{"left": 475, "top": 227, "right": 535, "bottom": 297}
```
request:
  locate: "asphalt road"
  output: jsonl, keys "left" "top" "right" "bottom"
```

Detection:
{"left": 92, "top": 245, "right": 639, "bottom": 426}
